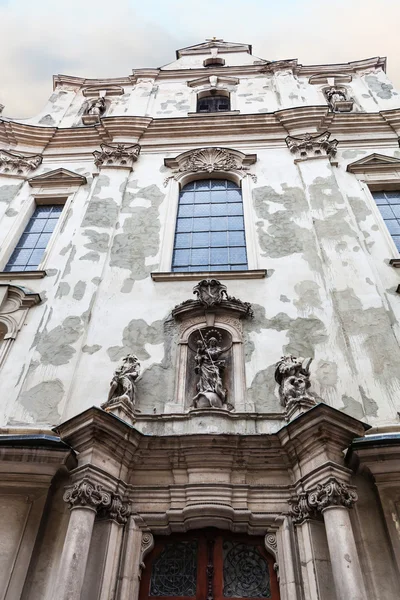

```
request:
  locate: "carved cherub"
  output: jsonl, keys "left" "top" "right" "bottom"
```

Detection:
{"left": 107, "top": 354, "right": 140, "bottom": 408}
{"left": 274, "top": 355, "right": 317, "bottom": 409}
{"left": 85, "top": 97, "right": 106, "bottom": 117}
{"left": 325, "top": 86, "right": 347, "bottom": 107}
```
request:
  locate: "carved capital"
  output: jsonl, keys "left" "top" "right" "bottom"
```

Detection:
{"left": 289, "top": 493, "right": 317, "bottom": 525}
{"left": 164, "top": 147, "right": 257, "bottom": 185}
{"left": 98, "top": 493, "right": 131, "bottom": 524}
{"left": 0, "top": 149, "right": 42, "bottom": 176}
{"left": 285, "top": 131, "right": 338, "bottom": 160}
{"left": 93, "top": 143, "right": 141, "bottom": 169}
{"left": 63, "top": 478, "right": 112, "bottom": 512}
{"left": 308, "top": 477, "right": 358, "bottom": 511}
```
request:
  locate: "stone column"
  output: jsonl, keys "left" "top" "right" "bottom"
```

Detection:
{"left": 308, "top": 477, "right": 367, "bottom": 600}
{"left": 56, "top": 479, "right": 112, "bottom": 600}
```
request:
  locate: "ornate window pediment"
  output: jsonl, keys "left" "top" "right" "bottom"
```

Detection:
{"left": 347, "top": 153, "right": 400, "bottom": 187}
{"left": 164, "top": 147, "right": 257, "bottom": 184}
{"left": 0, "top": 149, "right": 42, "bottom": 178}
{"left": 28, "top": 168, "right": 87, "bottom": 189}
{"left": 0, "top": 284, "right": 41, "bottom": 367}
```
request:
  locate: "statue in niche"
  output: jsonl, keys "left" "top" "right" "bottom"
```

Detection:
{"left": 106, "top": 354, "right": 140, "bottom": 409}
{"left": 85, "top": 96, "right": 106, "bottom": 117}
{"left": 192, "top": 329, "right": 231, "bottom": 410}
{"left": 325, "top": 86, "right": 347, "bottom": 109}
{"left": 274, "top": 354, "right": 318, "bottom": 411}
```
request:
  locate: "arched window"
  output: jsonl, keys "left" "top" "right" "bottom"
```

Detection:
{"left": 172, "top": 179, "right": 248, "bottom": 272}
{"left": 197, "top": 92, "right": 230, "bottom": 113}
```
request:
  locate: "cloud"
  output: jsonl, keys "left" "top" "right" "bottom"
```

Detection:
{"left": 1, "top": 0, "right": 400, "bottom": 118}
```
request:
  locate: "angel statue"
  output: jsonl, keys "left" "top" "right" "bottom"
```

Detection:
{"left": 106, "top": 354, "right": 140, "bottom": 409}
{"left": 274, "top": 354, "right": 318, "bottom": 411}
{"left": 325, "top": 86, "right": 347, "bottom": 108}
{"left": 192, "top": 335, "right": 228, "bottom": 409}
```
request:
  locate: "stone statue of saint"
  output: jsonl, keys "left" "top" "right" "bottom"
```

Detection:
{"left": 326, "top": 86, "right": 347, "bottom": 107}
{"left": 86, "top": 97, "right": 106, "bottom": 117}
{"left": 192, "top": 336, "right": 228, "bottom": 409}
{"left": 107, "top": 354, "right": 140, "bottom": 408}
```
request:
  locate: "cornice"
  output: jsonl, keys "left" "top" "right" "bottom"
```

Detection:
{"left": 1, "top": 108, "right": 400, "bottom": 154}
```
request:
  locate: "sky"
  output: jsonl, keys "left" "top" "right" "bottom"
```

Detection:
{"left": 1, "top": 0, "right": 400, "bottom": 118}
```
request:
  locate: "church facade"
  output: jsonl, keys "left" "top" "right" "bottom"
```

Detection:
{"left": 1, "top": 39, "right": 400, "bottom": 599}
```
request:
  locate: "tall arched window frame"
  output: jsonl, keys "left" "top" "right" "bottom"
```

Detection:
{"left": 160, "top": 148, "right": 258, "bottom": 274}
{"left": 172, "top": 179, "right": 247, "bottom": 272}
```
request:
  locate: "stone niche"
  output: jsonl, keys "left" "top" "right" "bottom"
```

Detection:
{"left": 168, "top": 279, "right": 253, "bottom": 414}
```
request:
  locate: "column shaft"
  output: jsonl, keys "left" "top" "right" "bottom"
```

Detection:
{"left": 56, "top": 507, "right": 96, "bottom": 599}
{"left": 323, "top": 506, "right": 367, "bottom": 600}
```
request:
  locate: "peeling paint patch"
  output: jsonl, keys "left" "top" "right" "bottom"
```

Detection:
{"left": 39, "top": 114, "right": 56, "bottom": 125}
{"left": 55, "top": 282, "right": 70, "bottom": 299}
{"left": 294, "top": 280, "right": 322, "bottom": 311}
{"left": 348, "top": 196, "right": 372, "bottom": 223}
{"left": 280, "top": 295, "right": 291, "bottom": 303}
{"left": 342, "top": 150, "right": 367, "bottom": 159}
{"left": 82, "top": 197, "right": 118, "bottom": 228}
{"left": 365, "top": 75, "right": 396, "bottom": 99}
{"left": 83, "top": 229, "right": 110, "bottom": 253}
{"left": 340, "top": 394, "right": 365, "bottom": 420}
{"left": 0, "top": 184, "right": 22, "bottom": 204}
{"left": 80, "top": 252, "right": 100, "bottom": 262}
{"left": 359, "top": 385, "right": 378, "bottom": 417}
{"left": 73, "top": 281, "right": 86, "bottom": 301}
{"left": 18, "top": 379, "right": 63, "bottom": 423}
{"left": 247, "top": 365, "right": 281, "bottom": 412}
{"left": 82, "top": 344, "right": 102, "bottom": 354}
{"left": 5, "top": 208, "right": 18, "bottom": 217}
{"left": 315, "top": 360, "right": 338, "bottom": 386}
{"left": 36, "top": 316, "right": 84, "bottom": 366}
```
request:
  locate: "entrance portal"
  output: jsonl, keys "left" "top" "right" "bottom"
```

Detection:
{"left": 139, "top": 530, "right": 280, "bottom": 600}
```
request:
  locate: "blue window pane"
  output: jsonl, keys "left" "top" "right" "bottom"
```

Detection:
{"left": 229, "top": 231, "right": 246, "bottom": 246}
{"left": 178, "top": 204, "right": 194, "bottom": 218}
{"left": 372, "top": 192, "right": 386, "bottom": 201}
{"left": 227, "top": 203, "right": 243, "bottom": 216}
{"left": 228, "top": 216, "right": 244, "bottom": 230}
{"left": 231, "top": 264, "right": 246, "bottom": 270}
{"left": 172, "top": 180, "right": 247, "bottom": 272}
{"left": 386, "top": 220, "right": 400, "bottom": 235}
{"left": 25, "top": 219, "right": 46, "bottom": 233}
{"left": 230, "top": 247, "right": 247, "bottom": 264}
{"left": 211, "top": 203, "right": 227, "bottom": 216}
{"left": 173, "top": 249, "right": 190, "bottom": 266}
{"left": 195, "top": 180, "right": 210, "bottom": 190}
{"left": 226, "top": 189, "right": 242, "bottom": 202}
{"left": 193, "top": 232, "right": 209, "bottom": 247}
{"left": 194, "top": 204, "right": 211, "bottom": 217}
{"left": 174, "top": 266, "right": 189, "bottom": 272}
{"left": 176, "top": 218, "right": 193, "bottom": 233}
{"left": 392, "top": 205, "right": 400, "bottom": 219}
{"left": 393, "top": 236, "right": 400, "bottom": 251}
{"left": 211, "top": 217, "right": 228, "bottom": 231}
{"left": 211, "top": 232, "right": 227, "bottom": 247}
{"left": 175, "top": 233, "right": 191, "bottom": 248}
{"left": 191, "top": 248, "right": 209, "bottom": 265}
{"left": 378, "top": 205, "right": 394, "bottom": 219}
{"left": 183, "top": 182, "right": 195, "bottom": 190}
{"left": 19, "top": 233, "right": 40, "bottom": 248}
{"left": 193, "top": 217, "right": 210, "bottom": 231}
{"left": 210, "top": 190, "right": 227, "bottom": 203}
{"left": 211, "top": 181, "right": 227, "bottom": 190}
{"left": 211, "top": 248, "right": 229, "bottom": 264}
{"left": 28, "top": 249, "right": 45, "bottom": 266}
{"left": 194, "top": 191, "right": 210, "bottom": 204}
{"left": 179, "top": 191, "right": 195, "bottom": 204}
{"left": 385, "top": 191, "right": 400, "bottom": 201}
{"left": 5, "top": 204, "right": 63, "bottom": 271}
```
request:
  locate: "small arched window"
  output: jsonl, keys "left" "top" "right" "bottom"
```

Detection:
{"left": 172, "top": 179, "right": 247, "bottom": 272}
{"left": 197, "top": 92, "right": 230, "bottom": 113}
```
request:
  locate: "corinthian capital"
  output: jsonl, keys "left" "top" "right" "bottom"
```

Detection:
{"left": 289, "top": 492, "right": 317, "bottom": 524}
{"left": 308, "top": 477, "right": 358, "bottom": 511}
{"left": 285, "top": 131, "right": 338, "bottom": 160}
{"left": 107, "top": 493, "right": 131, "bottom": 524}
{"left": 63, "top": 478, "right": 112, "bottom": 511}
{"left": 93, "top": 143, "right": 141, "bottom": 169}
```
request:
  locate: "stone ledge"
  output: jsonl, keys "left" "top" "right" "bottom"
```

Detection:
{"left": 389, "top": 258, "right": 400, "bottom": 268}
{"left": 151, "top": 269, "right": 267, "bottom": 282}
{"left": 0, "top": 270, "right": 47, "bottom": 280}
{"left": 187, "top": 110, "right": 240, "bottom": 117}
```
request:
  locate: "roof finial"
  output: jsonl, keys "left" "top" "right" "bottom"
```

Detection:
{"left": 206, "top": 37, "right": 223, "bottom": 42}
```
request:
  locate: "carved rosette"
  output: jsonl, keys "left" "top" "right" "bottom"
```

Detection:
{"left": 63, "top": 478, "right": 112, "bottom": 512}
{"left": 308, "top": 477, "right": 358, "bottom": 511}
{"left": 164, "top": 147, "right": 257, "bottom": 185}
{"left": 93, "top": 143, "right": 141, "bottom": 169}
{"left": 285, "top": 132, "right": 338, "bottom": 160}
{"left": 0, "top": 149, "right": 42, "bottom": 176}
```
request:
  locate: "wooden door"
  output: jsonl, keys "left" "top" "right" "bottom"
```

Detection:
{"left": 139, "top": 530, "right": 280, "bottom": 600}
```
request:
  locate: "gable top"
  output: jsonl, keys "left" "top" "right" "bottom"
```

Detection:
{"left": 347, "top": 153, "right": 400, "bottom": 173}
{"left": 176, "top": 39, "right": 252, "bottom": 59}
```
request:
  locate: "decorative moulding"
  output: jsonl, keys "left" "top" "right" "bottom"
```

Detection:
{"left": 0, "top": 270, "right": 46, "bottom": 280}
{"left": 151, "top": 270, "right": 267, "bottom": 282}
{"left": 347, "top": 153, "right": 400, "bottom": 174}
{"left": 82, "top": 114, "right": 100, "bottom": 125}
{"left": 82, "top": 85, "right": 125, "bottom": 98}
{"left": 28, "top": 168, "right": 87, "bottom": 189}
{"left": 0, "top": 149, "right": 42, "bottom": 177}
{"left": 93, "top": 143, "right": 141, "bottom": 170}
{"left": 309, "top": 73, "right": 353, "bottom": 85}
{"left": 164, "top": 146, "right": 257, "bottom": 184}
{"left": 285, "top": 131, "right": 338, "bottom": 161}
{"left": 187, "top": 75, "right": 239, "bottom": 88}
